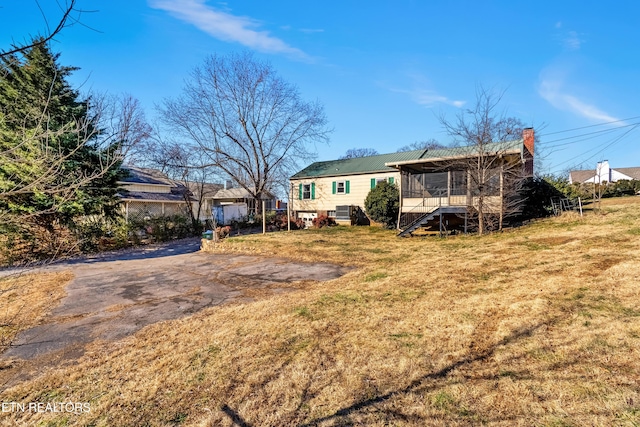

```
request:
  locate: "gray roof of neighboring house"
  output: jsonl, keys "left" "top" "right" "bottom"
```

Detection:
{"left": 213, "top": 187, "right": 274, "bottom": 200}
{"left": 119, "top": 166, "right": 176, "bottom": 186}
{"left": 213, "top": 187, "right": 252, "bottom": 199}
{"left": 617, "top": 167, "right": 640, "bottom": 180}
{"left": 187, "top": 182, "right": 224, "bottom": 198}
{"left": 291, "top": 139, "right": 524, "bottom": 179}
{"left": 570, "top": 167, "right": 640, "bottom": 183}
{"left": 118, "top": 190, "right": 193, "bottom": 202}
{"left": 118, "top": 166, "right": 195, "bottom": 201}
{"left": 569, "top": 170, "right": 596, "bottom": 183}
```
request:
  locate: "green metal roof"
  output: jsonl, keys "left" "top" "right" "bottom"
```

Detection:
{"left": 429, "top": 139, "right": 522, "bottom": 158}
{"left": 291, "top": 149, "right": 427, "bottom": 179}
{"left": 291, "top": 139, "right": 524, "bottom": 179}
{"left": 390, "top": 138, "right": 524, "bottom": 165}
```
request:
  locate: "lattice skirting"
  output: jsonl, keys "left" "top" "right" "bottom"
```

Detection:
{"left": 123, "top": 201, "right": 190, "bottom": 222}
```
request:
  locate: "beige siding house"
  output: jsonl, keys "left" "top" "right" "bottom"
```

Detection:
{"left": 291, "top": 128, "right": 535, "bottom": 234}
{"left": 290, "top": 151, "right": 423, "bottom": 226}
{"left": 118, "top": 167, "right": 194, "bottom": 221}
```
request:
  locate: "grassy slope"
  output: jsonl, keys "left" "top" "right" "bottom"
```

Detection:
{"left": 2, "top": 198, "right": 640, "bottom": 426}
{"left": 0, "top": 271, "right": 72, "bottom": 355}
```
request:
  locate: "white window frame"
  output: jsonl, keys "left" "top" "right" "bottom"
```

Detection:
{"left": 336, "top": 181, "right": 346, "bottom": 194}
{"left": 302, "top": 184, "right": 312, "bottom": 200}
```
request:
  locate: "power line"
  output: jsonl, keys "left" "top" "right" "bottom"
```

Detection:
{"left": 538, "top": 115, "right": 640, "bottom": 137}
{"left": 538, "top": 122, "right": 640, "bottom": 148}
{"left": 546, "top": 123, "right": 640, "bottom": 174}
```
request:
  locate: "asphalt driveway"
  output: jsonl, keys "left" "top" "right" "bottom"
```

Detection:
{"left": 1, "top": 238, "right": 349, "bottom": 372}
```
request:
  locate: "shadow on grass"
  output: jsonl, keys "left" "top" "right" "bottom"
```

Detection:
{"left": 296, "top": 316, "right": 561, "bottom": 426}
{"left": 222, "top": 404, "right": 252, "bottom": 427}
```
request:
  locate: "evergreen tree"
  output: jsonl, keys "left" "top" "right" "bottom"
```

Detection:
{"left": 0, "top": 39, "right": 124, "bottom": 252}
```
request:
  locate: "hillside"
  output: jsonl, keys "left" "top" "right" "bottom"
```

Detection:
{"left": 1, "top": 197, "right": 639, "bottom": 426}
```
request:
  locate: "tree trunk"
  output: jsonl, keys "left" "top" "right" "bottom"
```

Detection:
{"left": 478, "top": 196, "right": 484, "bottom": 235}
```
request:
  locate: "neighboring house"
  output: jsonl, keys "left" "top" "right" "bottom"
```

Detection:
{"left": 290, "top": 128, "right": 535, "bottom": 234}
{"left": 118, "top": 166, "right": 195, "bottom": 221}
{"left": 290, "top": 150, "right": 423, "bottom": 226}
{"left": 569, "top": 161, "right": 640, "bottom": 184}
{"left": 187, "top": 182, "right": 224, "bottom": 222}
{"left": 211, "top": 186, "right": 277, "bottom": 225}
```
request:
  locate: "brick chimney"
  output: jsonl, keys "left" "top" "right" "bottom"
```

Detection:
{"left": 523, "top": 128, "right": 534, "bottom": 176}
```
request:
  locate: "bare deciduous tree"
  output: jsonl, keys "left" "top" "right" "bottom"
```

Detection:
{"left": 0, "top": 0, "right": 83, "bottom": 59}
{"left": 396, "top": 138, "right": 444, "bottom": 153}
{"left": 141, "top": 134, "right": 222, "bottom": 232}
{"left": 339, "top": 148, "right": 379, "bottom": 159}
{"left": 159, "top": 51, "right": 331, "bottom": 213}
{"left": 439, "top": 88, "right": 534, "bottom": 235}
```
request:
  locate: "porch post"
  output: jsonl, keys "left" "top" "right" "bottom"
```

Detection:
{"left": 464, "top": 212, "right": 468, "bottom": 234}
{"left": 466, "top": 169, "right": 471, "bottom": 235}
{"left": 396, "top": 166, "right": 403, "bottom": 230}
{"left": 499, "top": 163, "right": 504, "bottom": 230}
{"left": 466, "top": 169, "right": 472, "bottom": 206}
{"left": 287, "top": 181, "right": 292, "bottom": 232}
{"left": 438, "top": 193, "right": 443, "bottom": 238}
{"left": 262, "top": 197, "right": 266, "bottom": 234}
{"left": 447, "top": 170, "right": 451, "bottom": 206}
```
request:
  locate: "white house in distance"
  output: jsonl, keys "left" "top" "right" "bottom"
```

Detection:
{"left": 569, "top": 161, "right": 640, "bottom": 184}
{"left": 211, "top": 185, "right": 277, "bottom": 225}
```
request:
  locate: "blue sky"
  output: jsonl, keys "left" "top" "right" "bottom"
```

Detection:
{"left": 2, "top": 0, "right": 639, "bottom": 176}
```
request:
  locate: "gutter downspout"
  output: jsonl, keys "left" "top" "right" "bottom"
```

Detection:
{"left": 396, "top": 166, "right": 403, "bottom": 230}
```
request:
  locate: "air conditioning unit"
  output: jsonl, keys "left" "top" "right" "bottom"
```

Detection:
{"left": 336, "top": 205, "right": 358, "bottom": 221}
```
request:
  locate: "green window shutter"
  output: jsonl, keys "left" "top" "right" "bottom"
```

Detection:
{"left": 371, "top": 178, "right": 376, "bottom": 189}
{"left": 311, "top": 182, "right": 316, "bottom": 200}
{"left": 332, "top": 181, "right": 336, "bottom": 194}
{"left": 345, "top": 180, "right": 350, "bottom": 194}
{"left": 388, "top": 177, "right": 394, "bottom": 184}
{"left": 299, "top": 183, "right": 303, "bottom": 200}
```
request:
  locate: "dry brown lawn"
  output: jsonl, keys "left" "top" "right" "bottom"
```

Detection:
{"left": 0, "top": 271, "right": 73, "bottom": 356}
{"left": 1, "top": 197, "right": 640, "bottom": 426}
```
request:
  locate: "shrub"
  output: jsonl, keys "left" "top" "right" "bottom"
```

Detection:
{"left": 128, "top": 214, "right": 192, "bottom": 242}
{"left": 364, "top": 181, "right": 399, "bottom": 228}
{"left": 270, "top": 212, "right": 303, "bottom": 230}
{"left": 312, "top": 214, "right": 336, "bottom": 229}
{"left": 72, "top": 215, "right": 132, "bottom": 252}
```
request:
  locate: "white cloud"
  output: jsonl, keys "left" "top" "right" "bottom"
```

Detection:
{"left": 563, "top": 30, "right": 583, "bottom": 50}
{"left": 299, "top": 28, "right": 324, "bottom": 34}
{"left": 538, "top": 75, "right": 621, "bottom": 123}
{"left": 413, "top": 91, "right": 466, "bottom": 107}
{"left": 149, "top": 0, "right": 308, "bottom": 59}
{"left": 389, "top": 87, "right": 465, "bottom": 108}
{"left": 382, "top": 70, "right": 465, "bottom": 108}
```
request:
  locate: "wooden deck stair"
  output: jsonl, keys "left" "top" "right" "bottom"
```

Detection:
{"left": 397, "top": 206, "right": 463, "bottom": 237}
